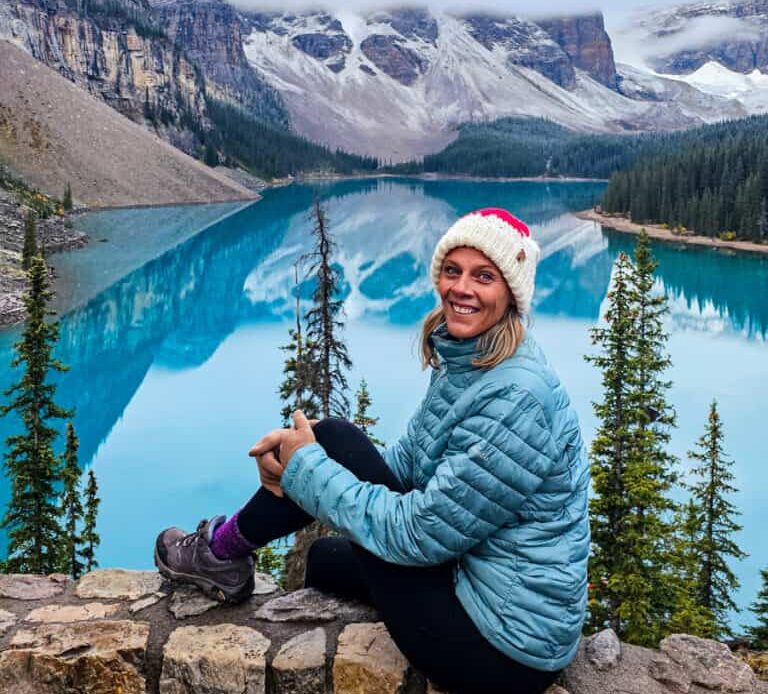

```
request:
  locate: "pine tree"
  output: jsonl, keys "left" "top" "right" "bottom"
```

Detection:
{"left": 279, "top": 262, "right": 320, "bottom": 426}
{"left": 1, "top": 256, "right": 71, "bottom": 574}
{"left": 303, "top": 197, "right": 352, "bottom": 418}
{"left": 622, "top": 229, "right": 679, "bottom": 645}
{"left": 283, "top": 198, "right": 352, "bottom": 589}
{"left": 22, "top": 210, "right": 37, "bottom": 271}
{"left": 353, "top": 378, "right": 384, "bottom": 447}
{"left": 748, "top": 567, "right": 768, "bottom": 649}
{"left": 59, "top": 421, "right": 85, "bottom": 578}
{"left": 585, "top": 252, "right": 637, "bottom": 636}
{"left": 81, "top": 470, "right": 100, "bottom": 573}
{"left": 62, "top": 183, "right": 73, "bottom": 212}
{"left": 668, "top": 500, "right": 717, "bottom": 637}
{"left": 586, "top": 234, "right": 679, "bottom": 646}
{"left": 687, "top": 400, "right": 747, "bottom": 637}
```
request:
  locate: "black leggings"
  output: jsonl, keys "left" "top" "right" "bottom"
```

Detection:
{"left": 237, "top": 418, "right": 559, "bottom": 694}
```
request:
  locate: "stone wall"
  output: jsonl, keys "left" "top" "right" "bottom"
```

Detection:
{"left": 0, "top": 569, "right": 765, "bottom": 694}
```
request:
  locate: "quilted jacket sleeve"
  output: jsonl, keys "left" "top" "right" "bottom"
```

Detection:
{"left": 377, "top": 432, "right": 414, "bottom": 491}
{"left": 280, "top": 387, "right": 558, "bottom": 566}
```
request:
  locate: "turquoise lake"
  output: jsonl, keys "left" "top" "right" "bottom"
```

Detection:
{"left": 1, "top": 178, "right": 766, "bottom": 630}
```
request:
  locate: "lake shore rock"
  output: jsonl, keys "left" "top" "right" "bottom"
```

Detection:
{"left": 577, "top": 209, "right": 768, "bottom": 256}
{"left": 0, "top": 184, "right": 87, "bottom": 328}
{"left": 0, "top": 569, "right": 766, "bottom": 693}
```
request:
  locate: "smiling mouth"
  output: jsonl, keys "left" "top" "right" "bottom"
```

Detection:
{"left": 450, "top": 302, "right": 480, "bottom": 315}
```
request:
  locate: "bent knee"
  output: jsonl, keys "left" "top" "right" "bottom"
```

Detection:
{"left": 313, "top": 417, "right": 358, "bottom": 442}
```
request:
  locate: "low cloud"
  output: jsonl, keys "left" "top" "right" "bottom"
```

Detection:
{"left": 227, "top": 0, "right": 605, "bottom": 18}
{"left": 614, "top": 14, "right": 762, "bottom": 69}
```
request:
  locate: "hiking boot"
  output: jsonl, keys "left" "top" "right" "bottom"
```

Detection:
{"left": 154, "top": 515, "right": 255, "bottom": 604}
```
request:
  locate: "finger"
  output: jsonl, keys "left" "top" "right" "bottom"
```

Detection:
{"left": 258, "top": 450, "right": 284, "bottom": 478}
{"left": 293, "top": 410, "right": 311, "bottom": 431}
{"left": 308, "top": 419, "right": 319, "bottom": 427}
{"left": 249, "top": 429, "right": 284, "bottom": 456}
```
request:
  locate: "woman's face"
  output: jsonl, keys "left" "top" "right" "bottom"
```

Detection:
{"left": 438, "top": 246, "right": 513, "bottom": 340}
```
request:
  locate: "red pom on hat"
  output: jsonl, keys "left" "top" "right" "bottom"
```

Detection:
{"left": 477, "top": 208, "right": 530, "bottom": 237}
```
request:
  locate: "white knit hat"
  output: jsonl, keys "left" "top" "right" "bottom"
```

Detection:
{"left": 430, "top": 208, "right": 540, "bottom": 314}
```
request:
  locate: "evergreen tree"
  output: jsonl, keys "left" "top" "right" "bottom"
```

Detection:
{"left": 586, "top": 235, "right": 679, "bottom": 646}
{"left": 585, "top": 252, "right": 637, "bottom": 636}
{"left": 1, "top": 256, "right": 71, "bottom": 574}
{"left": 303, "top": 197, "right": 352, "bottom": 418}
{"left": 353, "top": 378, "right": 384, "bottom": 447}
{"left": 278, "top": 262, "right": 320, "bottom": 426}
{"left": 81, "top": 470, "right": 100, "bottom": 573}
{"left": 59, "top": 421, "right": 85, "bottom": 578}
{"left": 748, "top": 567, "right": 768, "bottom": 649}
{"left": 22, "top": 210, "right": 37, "bottom": 271}
{"left": 62, "top": 183, "right": 73, "bottom": 212}
{"left": 668, "top": 500, "right": 717, "bottom": 637}
{"left": 283, "top": 198, "right": 352, "bottom": 589}
{"left": 687, "top": 400, "right": 746, "bottom": 637}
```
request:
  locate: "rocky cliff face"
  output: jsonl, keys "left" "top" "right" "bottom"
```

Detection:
{"left": 0, "top": 0, "right": 287, "bottom": 157}
{"left": 463, "top": 13, "right": 577, "bottom": 89}
{"left": 148, "top": 0, "right": 287, "bottom": 126}
{"left": 537, "top": 13, "right": 618, "bottom": 89}
{"left": 0, "top": 0, "right": 207, "bottom": 154}
{"left": 0, "top": 570, "right": 766, "bottom": 694}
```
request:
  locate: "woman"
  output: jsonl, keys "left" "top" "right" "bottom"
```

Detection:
{"left": 155, "top": 207, "right": 590, "bottom": 693}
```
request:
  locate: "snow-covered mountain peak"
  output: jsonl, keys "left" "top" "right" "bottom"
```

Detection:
{"left": 240, "top": 4, "right": 768, "bottom": 161}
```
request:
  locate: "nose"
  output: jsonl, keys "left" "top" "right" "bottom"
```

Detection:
{"left": 452, "top": 271, "right": 472, "bottom": 296}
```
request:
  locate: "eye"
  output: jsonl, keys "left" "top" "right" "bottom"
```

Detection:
{"left": 442, "top": 265, "right": 459, "bottom": 275}
{"left": 477, "top": 271, "right": 494, "bottom": 282}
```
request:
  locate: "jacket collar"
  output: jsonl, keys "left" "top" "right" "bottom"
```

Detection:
{"left": 429, "top": 324, "right": 483, "bottom": 373}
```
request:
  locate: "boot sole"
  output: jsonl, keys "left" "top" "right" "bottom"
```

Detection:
{"left": 153, "top": 546, "right": 255, "bottom": 605}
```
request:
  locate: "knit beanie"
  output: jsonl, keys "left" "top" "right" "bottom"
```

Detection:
{"left": 430, "top": 208, "right": 540, "bottom": 314}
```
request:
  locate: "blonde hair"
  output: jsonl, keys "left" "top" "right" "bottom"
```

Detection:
{"left": 419, "top": 304, "right": 526, "bottom": 371}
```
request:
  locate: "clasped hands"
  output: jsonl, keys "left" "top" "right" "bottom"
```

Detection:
{"left": 249, "top": 410, "right": 317, "bottom": 498}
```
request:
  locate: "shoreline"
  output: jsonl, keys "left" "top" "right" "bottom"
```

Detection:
{"left": 577, "top": 209, "right": 768, "bottom": 256}
{"left": 297, "top": 172, "right": 608, "bottom": 184}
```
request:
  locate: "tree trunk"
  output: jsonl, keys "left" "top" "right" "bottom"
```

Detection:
{"left": 281, "top": 521, "right": 330, "bottom": 590}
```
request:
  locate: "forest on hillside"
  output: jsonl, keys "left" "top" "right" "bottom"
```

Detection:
{"left": 601, "top": 125, "right": 768, "bottom": 242}
{"left": 389, "top": 115, "right": 768, "bottom": 183}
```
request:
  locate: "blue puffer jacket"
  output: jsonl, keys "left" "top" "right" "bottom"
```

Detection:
{"left": 281, "top": 327, "right": 590, "bottom": 672}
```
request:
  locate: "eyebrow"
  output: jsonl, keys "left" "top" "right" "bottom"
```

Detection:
{"left": 444, "top": 260, "right": 497, "bottom": 272}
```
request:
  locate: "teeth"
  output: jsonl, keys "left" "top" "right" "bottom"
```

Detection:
{"left": 452, "top": 303, "right": 478, "bottom": 315}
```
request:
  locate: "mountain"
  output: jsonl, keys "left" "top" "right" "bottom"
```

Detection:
{"left": 0, "top": 40, "right": 255, "bottom": 207}
{"left": 613, "top": 0, "right": 768, "bottom": 117}
{"left": 0, "top": 0, "right": 287, "bottom": 158}
{"left": 240, "top": 7, "right": 753, "bottom": 161}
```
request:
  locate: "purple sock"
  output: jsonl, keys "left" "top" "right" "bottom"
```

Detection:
{"left": 210, "top": 511, "right": 258, "bottom": 560}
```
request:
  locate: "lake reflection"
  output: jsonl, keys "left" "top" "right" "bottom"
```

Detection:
{"left": 0, "top": 178, "right": 766, "bottom": 629}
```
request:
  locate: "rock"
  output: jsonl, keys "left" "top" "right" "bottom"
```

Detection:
{"left": 333, "top": 622, "right": 409, "bottom": 694}
{"left": 543, "top": 687, "right": 571, "bottom": 694}
{"left": 272, "top": 627, "right": 327, "bottom": 694}
{"left": 254, "top": 588, "right": 376, "bottom": 623}
{"left": 0, "top": 610, "right": 17, "bottom": 637}
{"left": 252, "top": 571, "right": 279, "bottom": 595}
{"left": 560, "top": 639, "right": 670, "bottom": 694}
{"left": 585, "top": 628, "right": 621, "bottom": 670}
{"left": 159, "top": 624, "right": 270, "bottom": 694}
{"left": 168, "top": 585, "right": 220, "bottom": 619}
{"left": 648, "top": 654, "right": 691, "bottom": 693}
{"left": 0, "top": 620, "right": 149, "bottom": 693}
{"left": 129, "top": 593, "right": 165, "bottom": 614}
{"left": 0, "top": 574, "right": 67, "bottom": 600}
{"left": 76, "top": 569, "right": 164, "bottom": 600}
{"left": 24, "top": 602, "right": 120, "bottom": 623}
{"left": 660, "top": 633, "right": 757, "bottom": 692}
